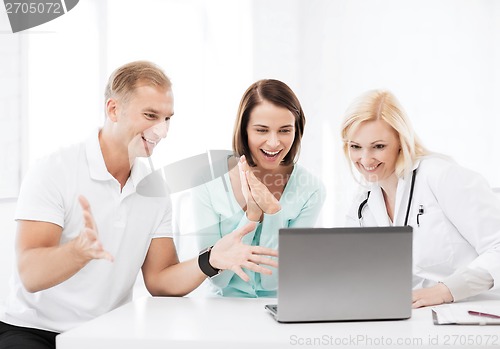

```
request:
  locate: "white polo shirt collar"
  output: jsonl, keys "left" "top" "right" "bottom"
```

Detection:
{"left": 85, "top": 130, "right": 152, "bottom": 192}
{"left": 85, "top": 130, "right": 114, "bottom": 182}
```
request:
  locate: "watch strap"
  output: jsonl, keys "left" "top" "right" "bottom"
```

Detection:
{"left": 198, "top": 246, "right": 220, "bottom": 278}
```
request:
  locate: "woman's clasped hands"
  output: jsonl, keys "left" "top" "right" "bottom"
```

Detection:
{"left": 238, "top": 155, "right": 281, "bottom": 222}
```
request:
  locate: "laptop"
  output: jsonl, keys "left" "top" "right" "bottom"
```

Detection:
{"left": 266, "top": 226, "right": 413, "bottom": 323}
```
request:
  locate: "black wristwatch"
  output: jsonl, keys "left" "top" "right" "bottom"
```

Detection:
{"left": 198, "top": 246, "right": 220, "bottom": 278}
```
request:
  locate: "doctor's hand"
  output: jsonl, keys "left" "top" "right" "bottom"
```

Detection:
{"left": 72, "top": 195, "right": 114, "bottom": 263}
{"left": 240, "top": 156, "right": 281, "bottom": 215}
{"left": 238, "top": 156, "right": 263, "bottom": 222}
{"left": 412, "top": 283, "right": 454, "bottom": 308}
{"left": 209, "top": 222, "right": 278, "bottom": 282}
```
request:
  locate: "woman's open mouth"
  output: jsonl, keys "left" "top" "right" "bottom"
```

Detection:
{"left": 261, "top": 149, "right": 282, "bottom": 159}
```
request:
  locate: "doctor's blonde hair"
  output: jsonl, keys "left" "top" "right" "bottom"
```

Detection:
{"left": 341, "top": 89, "right": 429, "bottom": 179}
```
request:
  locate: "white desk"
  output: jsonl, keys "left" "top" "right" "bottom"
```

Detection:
{"left": 57, "top": 294, "right": 500, "bottom": 349}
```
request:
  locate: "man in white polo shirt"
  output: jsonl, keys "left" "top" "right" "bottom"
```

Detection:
{"left": 0, "top": 61, "right": 278, "bottom": 349}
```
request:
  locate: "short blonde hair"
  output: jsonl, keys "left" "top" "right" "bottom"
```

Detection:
{"left": 104, "top": 61, "right": 172, "bottom": 103}
{"left": 341, "top": 89, "right": 429, "bottom": 178}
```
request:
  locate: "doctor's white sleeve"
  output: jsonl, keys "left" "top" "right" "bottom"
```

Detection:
{"left": 434, "top": 164, "right": 500, "bottom": 301}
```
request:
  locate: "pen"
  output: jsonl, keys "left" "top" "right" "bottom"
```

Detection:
{"left": 468, "top": 310, "right": 500, "bottom": 319}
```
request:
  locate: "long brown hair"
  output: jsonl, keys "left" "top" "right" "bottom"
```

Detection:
{"left": 232, "top": 79, "right": 306, "bottom": 167}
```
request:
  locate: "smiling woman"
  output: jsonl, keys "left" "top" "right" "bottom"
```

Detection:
{"left": 191, "top": 79, "right": 326, "bottom": 298}
{"left": 347, "top": 120, "right": 402, "bottom": 187}
{"left": 342, "top": 89, "right": 500, "bottom": 309}
{"left": 246, "top": 101, "right": 296, "bottom": 171}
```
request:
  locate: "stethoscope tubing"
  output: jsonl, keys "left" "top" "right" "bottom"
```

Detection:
{"left": 358, "top": 169, "right": 417, "bottom": 227}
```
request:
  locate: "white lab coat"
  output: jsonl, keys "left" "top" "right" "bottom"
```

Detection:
{"left": 346, "top": 155, "right": 500, "bottom": 300}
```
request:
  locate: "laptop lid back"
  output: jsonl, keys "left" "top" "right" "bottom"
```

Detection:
{"left": 277, "top": 226, "right": 412, "bottom": 322}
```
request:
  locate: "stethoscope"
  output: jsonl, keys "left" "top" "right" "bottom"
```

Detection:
{"left": 358, "top": 169, "right": 422, "bottom": 227}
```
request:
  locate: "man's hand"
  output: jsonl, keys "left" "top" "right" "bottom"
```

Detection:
{"left": 209, "top": 222, "right": 278, "bottom": 282}
{"left": 73, "top": 195, "right": 114, "bottom": 263}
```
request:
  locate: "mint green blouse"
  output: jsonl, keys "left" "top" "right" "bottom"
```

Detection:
{"left": 192, "top": 163, "right": 325, "bottom": 297}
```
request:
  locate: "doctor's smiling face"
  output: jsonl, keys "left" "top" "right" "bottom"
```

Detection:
{"left": 348, "top": 119, "right": 401, "bottom": 184}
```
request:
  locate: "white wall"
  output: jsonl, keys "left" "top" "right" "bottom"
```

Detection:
{"left": 103, "top": 0, "right": 255, "bottom": 168}
{"left": 25, "top": 0, "right": 104, "bottom": 164}
{"left": 0, "top": 0, "right": 24, "bottom": 200}
{"left": 0, "top": 4, "right": 21, "bottom": 308}
{"left": 0, "top": 200, "right": 16, "bottom": 307}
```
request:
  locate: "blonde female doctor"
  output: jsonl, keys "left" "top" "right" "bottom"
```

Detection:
{"left": 341, "top": 89, "right": 500, "bottom": 308}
